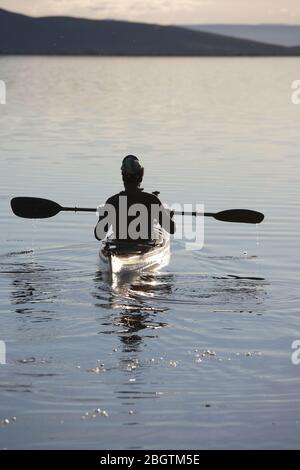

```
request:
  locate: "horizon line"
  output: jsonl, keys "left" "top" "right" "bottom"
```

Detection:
{"left": 1, "top": 8, "right": 300, "bottom": 27}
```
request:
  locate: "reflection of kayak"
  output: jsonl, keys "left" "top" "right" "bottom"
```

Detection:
{"left": 99, "top": 228, "right": 170, "bottom": 274}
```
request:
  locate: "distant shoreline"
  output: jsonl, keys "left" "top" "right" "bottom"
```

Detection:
{"left": 1, "top": 53, "right": 299, "bottom": 57}
{"left": 1, "top": 8, "right": 299, "bottom": 57}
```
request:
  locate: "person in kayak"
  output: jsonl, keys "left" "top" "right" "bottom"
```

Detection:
{"left": 95, "top": 155, "right": 175, "bottom": 241}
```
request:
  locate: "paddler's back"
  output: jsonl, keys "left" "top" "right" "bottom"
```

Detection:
{"left": 95, "top": 189, "right": 175, "bottom": 241}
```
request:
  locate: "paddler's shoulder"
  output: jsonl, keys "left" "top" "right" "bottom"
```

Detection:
{"left": 105, "top": 193, "right": 122, "bottom": 206}
{"left": 141, "top": 190, "right": 163, "bottom": 205}
{"left": 105, "top": 190, "right": 162, "bottom": 205}
{"left": 131, "top": 190, "right": 162, "bottom": 204}
{"left": 149, "top": 191, "right": 162, "bottom": 204}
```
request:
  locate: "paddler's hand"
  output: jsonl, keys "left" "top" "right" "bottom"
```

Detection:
{"left": 165, "top": 208, "right": 175, "bottom": 219}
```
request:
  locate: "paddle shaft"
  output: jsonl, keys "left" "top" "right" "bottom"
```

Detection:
{"left": 63, "top": 207, "right": 213, "bottom": 216}
{"left": 62, "top": 208, "right": 218, "bottom": 218}
{"left": 62, "top": 208, "right": 261, "bottom": 223}
{"left": 174, "top": 211, "right": 214, "bottom": 217}
{"left": 62, "top": 206, "right": 96, "bottom": 213}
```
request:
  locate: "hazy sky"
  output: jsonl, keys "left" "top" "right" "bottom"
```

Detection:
{"left": 2, "top": 0, "right": 300, "bottom": 24}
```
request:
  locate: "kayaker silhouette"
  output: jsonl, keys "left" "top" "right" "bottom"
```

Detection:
{"left": 95, "top": 155, "right": 175, "bottom": 241}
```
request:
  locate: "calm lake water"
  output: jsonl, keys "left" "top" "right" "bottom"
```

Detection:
{"left": 0, "top": 57, "right": 299, "bottom": 449}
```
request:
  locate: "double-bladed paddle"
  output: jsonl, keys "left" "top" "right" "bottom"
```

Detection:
{"left": 11, "top": 197, "right": 264, "bottom": 224}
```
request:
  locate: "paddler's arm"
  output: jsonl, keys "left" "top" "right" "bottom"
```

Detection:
{"left": 155, "top": 197, "right": 176, "bottom": 235}
{"left": 160, "top": 207, "right": 176, "bottom": 235}
{"left": 94, "top": 202, "right": 111, "bottom": 241}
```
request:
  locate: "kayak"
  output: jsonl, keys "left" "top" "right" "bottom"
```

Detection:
{"left": 99, "top": 228, "right": 170, "bottom": 274}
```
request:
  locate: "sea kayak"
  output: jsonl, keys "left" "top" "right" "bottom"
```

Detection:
{"left": 99, "top": 228, "right": 170, "bottom": 274}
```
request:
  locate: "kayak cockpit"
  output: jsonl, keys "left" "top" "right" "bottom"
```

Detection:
{"left": 99, "top": 228, "right": 170, "bottom": 274}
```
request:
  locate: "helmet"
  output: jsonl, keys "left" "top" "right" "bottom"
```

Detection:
{"left": 121, "top": 155, "right": 144, "bottom": 181}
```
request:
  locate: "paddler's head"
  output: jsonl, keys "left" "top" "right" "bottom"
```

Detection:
{"left": 121, "top": 155, "right": 144, "bottom": 190}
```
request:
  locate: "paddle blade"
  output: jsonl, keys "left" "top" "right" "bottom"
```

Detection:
{"left": 11, "top": 197, "right": 62, "bottom": 219}
{"left": 214, "top": 209, "right": 264, "bottom": 224}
